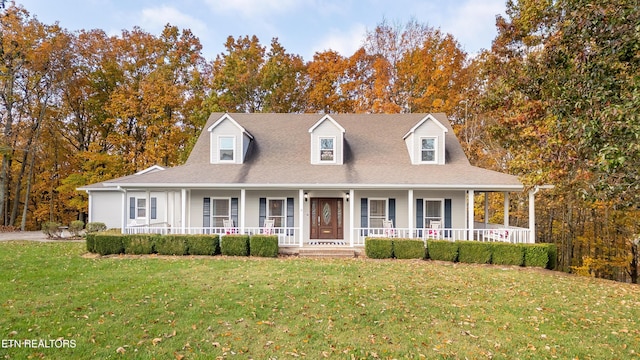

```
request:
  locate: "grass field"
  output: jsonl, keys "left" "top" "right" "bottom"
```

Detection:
{"left": 1, "top": 241, "right": 639, "bottom": 359}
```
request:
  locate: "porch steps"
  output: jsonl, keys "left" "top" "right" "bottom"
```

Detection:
{"left": 282, "top": 246, "right": 362, "bottom": 258}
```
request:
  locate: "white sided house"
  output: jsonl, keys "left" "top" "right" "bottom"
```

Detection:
{"left": 80, "top": 113, "right": 545, "bottom": 248}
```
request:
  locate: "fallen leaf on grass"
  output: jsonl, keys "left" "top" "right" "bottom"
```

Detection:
{"left": 152, "top": 338, "right": 163, "bottom": 345}
{"left": 116, "top": 347, "right": 126, "bottom": 354}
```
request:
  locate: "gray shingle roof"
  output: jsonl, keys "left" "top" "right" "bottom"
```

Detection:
{"left": 89, "top": 113, "right": 523, "bottom": 191}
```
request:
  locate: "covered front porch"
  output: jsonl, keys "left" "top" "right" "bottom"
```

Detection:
{"left": 120, "top": 186, "right": 542, "bottom": 247}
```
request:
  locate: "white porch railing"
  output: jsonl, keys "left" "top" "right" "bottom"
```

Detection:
{"left": 352, "top": 226, "right": 531, "bottom": 246}
{"left": 124, "top": 226, "right": 300, "bottom": 246}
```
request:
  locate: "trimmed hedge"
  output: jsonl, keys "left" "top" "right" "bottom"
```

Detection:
{"left": 491, "top": 242, "right": 525, "bottom": 266}
{"left": 427, "top": 240, "right": 459, "bottom": 262}
{"left": 457, "top": 241, "right": 492, "bottom": 264}
{"left": 186, "top": 235, "right": 220, "bottom": 255}
{"left": 250, "top": 235, "right": 279, "bottom": 257}
{"left": 86, "top": 233, "right": 96, "bottom": 253}
{"left": 546, "top": 243, "right": 558, "bottom": 270}
{"left": 155, "top": 235, "right": 188, "bottom": 255}
{"left": 523, "top": 244, "right": 550, "bottom": 268}
{"left": 221, "top": 234, "right": 250, "bottom": 256}
{"left": 393, "top": 238, "right": 425, "bottom": 259}
{"left": 365, "top": 238, "right": 394, "bottom": 259}
{"left": 123, "top": 234, "right": 156, "bottom": 255}
{"left": 93, "top": 233, "right": 124, "bottom": 255}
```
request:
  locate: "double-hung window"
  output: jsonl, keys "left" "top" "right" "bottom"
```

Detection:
{"left": 319, "top": 137, "right": 335, "bottom": 162}
{"left": 211, "top": 198, "right": 230, "bottom": 227}
{"left": 129, "top": 197, "right": 157, "bottom": 220}
{"left": 267, "top": 199, "right": 285, "bottom": 227}
{"left": 136, "top": 198, "right": 146, "bottom": 218}
{"left": 368, "top": 199, "right": 387, "bottom": 228}
{"left": 219, "top": 136, "right": 235, "bottom": 162}
{"left": 424, "top": 200, "right": 443, "bottom": 228}
{"left": 421, "top": 137, "right": 437, "bottom": 163}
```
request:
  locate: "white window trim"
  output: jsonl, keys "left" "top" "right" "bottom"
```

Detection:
{"left": 420, "top": 136, "right": 438, "bottom": 164}
{"left": 319, "top": 136, "right": 336, "bottom": 163}
{"left": 218, "top": 135, "right": 236, "bottom": 163}
{"left": 210, "top": 197, "right": 231, "bottom": 226}
{"left": 136, "top": 198, "right": 146, "bottom": 219}
{"left": 368, "top": 198, "right": 388, "bottom": 228}
{"left": 424, "top": 198, "right": 444, "bottom": 227}
{"left": 267, "top": 197, "right": 287, "bottom": 228}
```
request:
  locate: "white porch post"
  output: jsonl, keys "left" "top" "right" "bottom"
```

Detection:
{"left": 468, "top": 190, "right": 474, "bottom": 240}
{"left": 121, "top": 189, "right": 127, "bottom": 234}
{"left": 503, "top": 192, "right": 510, "bottom": 227}
{"left": 408, "top": 189, "right": 414, "bottom": 238}
{"left": 484, "top": 192, "right": 489, "bottom": 226}
{"left": 349, "top": 189, "right": 355, "bottom": 247}
{"left": 299, "top": 189, "right": 304, "bottom": 247}
{"left": 145, "top": 190, "right": 151, "bottom": 226}
{"left": 529, "top": 187, "right": 538, "bottom": 243}
{"left": 240, "top": 189, "right": 246, "bottom": 234}
{"left": 181, "top": 188, "right": 187, "bottom": 234}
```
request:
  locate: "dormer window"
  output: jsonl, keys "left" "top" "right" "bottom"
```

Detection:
{"left": 219, "top": 136, "right": 235, "bottom": 162}
{"left": 320, "top": 137, "right": 335, "bottom": 162}
{"left": 421, "top": 137, "right": 437, "bottom": 163}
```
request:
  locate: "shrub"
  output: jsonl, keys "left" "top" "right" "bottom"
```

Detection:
{"left": 250, "top": 235, "right": 279, "bottom": 257}
{"left": 93, "top": 234, "right": 124, "bottom": 255}
{"left": 123, "top": 234, "right": 156, "bottom": 255}
{"left": 86, "top": 222, "right": 107, "bottom": 233}
{"left": 221, "top": 234, "right": 250, "bottom": 256}
{"left": 523, "top": 244, "right": 549, "bottom": 268}
{"left": 69, "top": 220, "right": 85, "bottom": 237}
{"left": 41, "top": 221, "right": 62, "bottom": 239}
{"left": 426, "top": 240, "right": 459, "bottom": 262}
{"left": 155, "top": 235, "right": 187, "bottom": 255}
{"left": 457, "top": 241, "right": 492, "bottom": 264}
{"left": 186, "top": 235, "right": 220, "bottom": 255}
{"left": 491, "top": 242, "right": 525, "bottom": 266}
{"left": 546, "top": 243, "right": 558, "bottom": 270}
{"left": 86, "top": 233, "right": 96, "bottom": 253}
{"left": 365, "top": 238, "right": 393, "bottom": 259}
{"left": 393, "top": 238, "right": 425, "bottom": 259}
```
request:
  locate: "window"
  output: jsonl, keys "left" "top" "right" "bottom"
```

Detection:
{"left": 421, "top": 137, "right": 437, "bottom": 162}
{"left": 424, "top": 200, "right": 443, "bottom": 227}
{"left": 268, "top": 199, "right": 285, "bottom": 227}
{"left": 136, "top": 198, "right": 146, "bottom": 218}
{"left": 211, "top": 198, "right": 230, "bottom": 227}
{"left": 369, "top": 199, "right": 387, "bottom": 228}
{"left": 219, "top": 136, "right": 235, "bottom": 161}
{"left": 320, "top": 137, "right": 335, "bottom": 162}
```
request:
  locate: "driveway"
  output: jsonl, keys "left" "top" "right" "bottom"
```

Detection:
{"left": 0, "top": 231, "right": 83, "bottom": 242}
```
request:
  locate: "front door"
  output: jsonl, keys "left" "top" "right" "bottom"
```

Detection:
{"left": 310, "top": 198, "right": 344, "bottom": 239}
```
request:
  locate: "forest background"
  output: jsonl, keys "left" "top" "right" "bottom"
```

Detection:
{"left": 1, "top": 1, "right": 638, "bottom": 282}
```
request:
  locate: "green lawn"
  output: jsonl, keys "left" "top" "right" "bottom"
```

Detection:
{"left": 1, "top": 241, "right": 639, "bottom": 359}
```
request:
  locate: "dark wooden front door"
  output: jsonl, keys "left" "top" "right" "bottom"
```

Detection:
{"left": 310, "top": 198, "right": 344, "bottom": 239}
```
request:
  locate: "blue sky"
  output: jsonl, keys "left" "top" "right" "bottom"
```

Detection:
{"left": 16, "top": 0, "right": 506, "bottom": 61}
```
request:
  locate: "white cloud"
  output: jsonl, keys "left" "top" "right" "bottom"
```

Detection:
{"left": 140, "top": 5, "right": 208, "bottom": 35}
{"left": 205, "top": 0, "right": 308, "bottom": 17}
{"left": 310, "top": 23, "right": 367, "bottom": 57}
{"left": 442, "top": 0, "right": 505, "bottom": 54}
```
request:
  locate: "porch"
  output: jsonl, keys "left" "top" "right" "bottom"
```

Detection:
{"left": 124, "top": 222, "right": 531, "bottom": 247}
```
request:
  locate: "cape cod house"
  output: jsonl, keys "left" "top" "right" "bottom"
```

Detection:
{"left": 79, "top": 112, "right": 545, "bottom": 248}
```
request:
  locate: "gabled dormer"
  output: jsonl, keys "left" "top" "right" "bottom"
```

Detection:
{"left": 308, "top": 115, "right": 346, "bottom": 165}
{"left": 403, "top": 114, "right": 448, "bottom": 165}
{"left": 207, "top": 114, "right": 254, "bottom": 164}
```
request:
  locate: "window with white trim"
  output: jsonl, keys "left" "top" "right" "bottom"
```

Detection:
{"left": 319, "top": 137, "right": 335, "bottom": 162}
{"left": 211, "top": 198, "right": 230, "bottom": 227}
{"left": 219, "top": 136, "right": 235, "bottom": 162}
{"left": 421, "top": 137, "right": 437, "bottom": 163}
{"left": 268, "top": 198, "right": 286, "bottom": 227}
{"left": 136, "top": 198, "right": 146, "bottom": 218}
{"left": 424, "top": 199, "right": 443, "bottom": 227}
{"left": 368, "top": 199, "right": 387, "bottom": 228}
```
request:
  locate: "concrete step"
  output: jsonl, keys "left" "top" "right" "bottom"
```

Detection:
{"left": 294, "top": 246, "right": 359, "bottom": 258}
